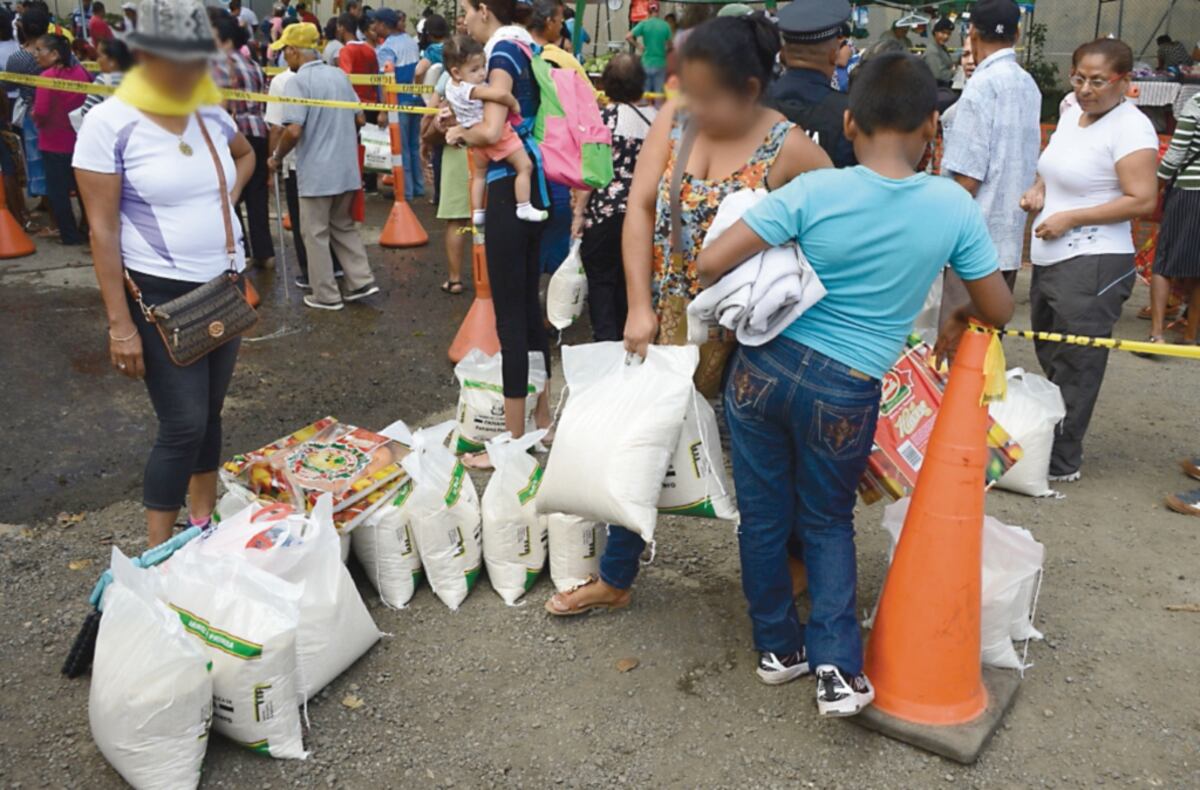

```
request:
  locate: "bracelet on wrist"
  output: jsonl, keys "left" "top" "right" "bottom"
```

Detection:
{"left": 109, "top": 327, "right": 138, "bottom": 342}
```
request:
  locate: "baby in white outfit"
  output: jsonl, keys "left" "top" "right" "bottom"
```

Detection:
{"left": 443, "top": 34, "right": 547, "bottom": 225}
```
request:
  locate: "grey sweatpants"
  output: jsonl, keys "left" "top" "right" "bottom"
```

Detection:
{"left": 299, "top": 191, "right": 375, "bottom": 305}
{"left": 1029, "top": 254, "right": 1135, "bottom": 476}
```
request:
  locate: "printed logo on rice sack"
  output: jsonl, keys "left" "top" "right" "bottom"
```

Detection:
{"left": 516, "top": 465, "right": 544, "bottom": 505}
{"left": 253, "top": 683, "right": 275, "bottom": 723}
{"left": 171, "top": 605, "right": 263, "bottom": 660}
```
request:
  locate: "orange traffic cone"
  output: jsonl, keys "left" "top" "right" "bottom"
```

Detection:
{"left": 864, "top": 325, "right": 990, "bottom": 725}
{"left": 0, "top": 183, "right": 35, "bottom": 259}
{"left": 856, "top": 326, "right": 1019, "bottom": 763}
{"left": 378, "top": 63, "right": 427, "bottom": 249}
{"left": 449, "top": 166, "right": 499, "bottom": 362}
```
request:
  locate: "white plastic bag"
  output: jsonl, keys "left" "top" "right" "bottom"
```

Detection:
{"left": 354, "top": 480, "right": 424, "bottom": 608}
{"left": 180, "top": 496, "right": 382, "bottom": 700}
{"left": 164, "top": 550, "right": 307, "bottom": 758}
{"left": 658, "top": 394, "right": 738, "bottom": 520}
{"left": 215, "top": 473, "right": 257, "bottom": 522}
{"left": 546, "top": 238, "right": 588, "bottom": 330}
{"left": 453, "top": 349, "right": 548, "bottom": 454}
{"left": 537, "top": 342, "right": 698, "bottom": 542}
{"left": 988, "top": 369, "right": 1067, "bottom": 497}
{"left": 90, "top": 549, "right": 212, "bottom": 790}
{"left": 402, "top": 421, "right": 483, "bottom": 610}
{"left": 360, "top": 125, "right": 392, "bottom": 173}
{"left": 547, "top": 514, "right": 607, "bottom": 592}
{"left": 482, "top": 431, "right": 549, "bottom": 604}
{"left": 877, "top": 498, "right": 1045, "bottom": 670}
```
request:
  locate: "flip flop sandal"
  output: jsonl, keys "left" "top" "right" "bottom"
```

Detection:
{"left": 1180, "top": 458, "right": 1200, "bottom": 482}
{"left": 1134, "top": 335, "right": 1165, "bottom": 358}
{"left": 544, "top": 576, "right": 632, "bottom": 617}
{"left": 441, "top": 280, "right": 465, "bottom": 295}
{"left": 1165, "top": 489, "right": 1200, "bottom": 517}
{"left": 34, "top": 226, "right": 58, "bottom": 239}
{"left": 460, "top": 451, "right": 493, "bottom": 471}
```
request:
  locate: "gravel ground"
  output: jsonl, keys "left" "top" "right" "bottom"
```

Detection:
{"left": 1, "top": 200, "right": 1197, "bottom": 788}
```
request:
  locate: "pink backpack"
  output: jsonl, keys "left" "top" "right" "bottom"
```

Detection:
{"left": 513, "top": 42, "right": 614, "bottom": 191}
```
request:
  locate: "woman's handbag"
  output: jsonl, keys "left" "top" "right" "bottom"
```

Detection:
{"left": 123, "top": 113, "right": 257, "bottom": 367}
{"left": 657, "top": 121, "right": 736, "bottom": 399}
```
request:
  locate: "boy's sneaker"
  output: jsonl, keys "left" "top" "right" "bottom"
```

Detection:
{"left": 1048, "top": 470, "right": 1081, "bottom": 483}
{"left": 757, "top": 649, "right": 810, "bottom": 686}
{"left": 303, "top": 295, "right": 344, "bottom": 311}
{"left": 344, "top": 284, "right": 380, "bottom": 302}
{"left": 294, "top": 276, "right": 311, "bottom": 289}
{"left": 815, "top": 665, "right": 874, "bottom": 717}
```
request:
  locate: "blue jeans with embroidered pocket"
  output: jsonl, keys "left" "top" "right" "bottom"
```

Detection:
{"left": 724, "top": 337, "right": 881, "bottom": 676}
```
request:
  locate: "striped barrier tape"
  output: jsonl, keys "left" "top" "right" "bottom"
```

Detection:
{"left": 1000, "top": 328, "right": 1200, "bottom": 360}
{"left": 0, "top": 71, "right": 438, "bottom": 115}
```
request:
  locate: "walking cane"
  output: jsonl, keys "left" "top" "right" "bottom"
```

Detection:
{"left": 246, "top": 173, "right": 299, "bottom": 343}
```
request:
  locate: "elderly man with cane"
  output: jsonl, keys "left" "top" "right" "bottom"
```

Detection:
{"left": 267, "top": 22, "right": 379, "bottom": 311}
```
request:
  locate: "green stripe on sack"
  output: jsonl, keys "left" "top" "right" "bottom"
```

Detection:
{"left": 516, "top": 466, "right": 544, "bottom": 505}
{"left": 171, "top": 605, "right": 263, "bottom": 660}
{"left": 463, "top": 379, "right": 537, "bottom": 395}
{"left": 464, "top": 564, "right": 481, "bottom": 590}
{"left": 241, "top": 739, "right": 271, "bottom": 755}
{"left": 658, "top": 499, "right": 717, "bottom": 519}
{"left": 392, "top": 479, "right": 414, "bottom": 507}
{"left": 445, "top": 463, "right": 467, "bottom": 507}
{"left": 455, "top": 435, "right": 484, "bottom": 455}
{"left": 523, "top": 567, "right": 542, "bottom": 591}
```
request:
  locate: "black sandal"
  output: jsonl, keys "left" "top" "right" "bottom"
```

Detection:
{"left": 441, "top": 280, "right": 465, "bottom": 295}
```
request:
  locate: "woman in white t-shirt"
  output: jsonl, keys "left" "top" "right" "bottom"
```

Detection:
{"left": 1019, "top": 38, "right": 1158, "bottom": 482}
{"left": 73, "top": 0, "right": 256, "bottom": 547}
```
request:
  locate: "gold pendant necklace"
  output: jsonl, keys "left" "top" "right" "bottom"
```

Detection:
{"left": 178, "top": 138, "right": 193, "bottom": 156}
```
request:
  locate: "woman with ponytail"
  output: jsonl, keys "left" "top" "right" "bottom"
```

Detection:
{"left": 447, "top": 0, "right": 553, "bottom": 469}
{"left": 544, "top": 15, "right": 831, "bottom": 644}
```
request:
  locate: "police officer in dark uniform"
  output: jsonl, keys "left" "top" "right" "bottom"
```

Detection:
{"left": 766, "top": 0, "right": 856, "bottom": 167}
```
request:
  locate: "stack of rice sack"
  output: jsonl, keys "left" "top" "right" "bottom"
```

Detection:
{"left": 89, "top": 495, "right": 381, "bottom": 788}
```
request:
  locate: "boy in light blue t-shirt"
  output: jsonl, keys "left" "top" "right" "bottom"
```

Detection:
{"left": 696, "top": 52, "right": 1015, "bottom": 718}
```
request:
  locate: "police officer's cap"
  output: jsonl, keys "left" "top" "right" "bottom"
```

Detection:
{"left": 778, "top": 0, "right": 851, "bottom": 44}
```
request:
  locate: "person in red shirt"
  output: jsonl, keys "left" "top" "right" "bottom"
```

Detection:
{"left": 336, "top": 12, "right": 379, "bottom": 190}
{"left": 88, "top": 1, "right": 115, "bottom": 42}
{"left": 297, "top": 2, "right": 319, "bottom": 26}
{"left": 336, "top": 12, "right": 378, "bottom": 104}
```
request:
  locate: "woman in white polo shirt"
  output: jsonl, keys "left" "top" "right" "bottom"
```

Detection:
{"left": 1020, "top": 38, "right": 1158, "bottom": 483}
{"left": 73, "top": 0, "right": 256, "bottom": 547}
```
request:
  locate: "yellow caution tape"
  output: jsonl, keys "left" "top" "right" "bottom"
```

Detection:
{"left": 1001, "top": 328, "right": 1200, "bottom": 360}
{"left": 260, "top": 65, "right": 433, "bottom": 91}
{"left": 0, "top": 71, "right": 437, "bottom": 115}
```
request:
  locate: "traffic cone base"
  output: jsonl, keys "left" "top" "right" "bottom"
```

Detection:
{"left": 0, "top": 202, "right": 35, "bottom": 259}
{"left": 855, "top": 667, "right": 1020, "bottom": 765}
{"left": 378, "top": 201, "right": 429, "bottom": 248}
{"left": 448, "top": 295, "right": 500, "bottom": 363}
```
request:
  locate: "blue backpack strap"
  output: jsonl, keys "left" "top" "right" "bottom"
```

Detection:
{"left": 508, "top": 39, "right": 549, "bottom": 206}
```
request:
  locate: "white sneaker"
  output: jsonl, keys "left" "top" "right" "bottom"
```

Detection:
{"left": 756, "top": 649, "right": 810, "bottom": 686}
{"left": 1048, "top": 470, "right": 1081, "bottom": 483}
{"left": 303, "top": 295, "right": 344, "bottom": 311}
{"left": 815, "top": 665, "right": 874, "bottom": 717}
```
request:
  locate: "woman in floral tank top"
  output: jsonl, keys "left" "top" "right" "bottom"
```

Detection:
{"left": 546, "top": 15, "right": 831, "bottom": 617}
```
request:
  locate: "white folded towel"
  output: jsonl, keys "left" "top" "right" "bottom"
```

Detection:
{"left": 687, "top": 189, "right": 826, "bottom": 347}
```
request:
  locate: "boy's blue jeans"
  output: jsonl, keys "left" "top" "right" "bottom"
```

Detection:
{"left": 724, "top": 337, "right": 880, "bottom": 676}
